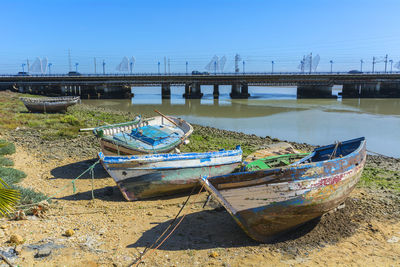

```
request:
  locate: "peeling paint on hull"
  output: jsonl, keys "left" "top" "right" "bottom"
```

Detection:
{"left": 201, "top": 137, "right": 366, "bottom": 242}
{"left": 117, "top": 165, "right": 240, "bottom": 200}
{"left": 100, "top": 147, "right": 242, "bottom": 200}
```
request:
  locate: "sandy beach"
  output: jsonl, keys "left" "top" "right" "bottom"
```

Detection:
{"left": 0, "top": 91, "right": 400, "bottom": 266}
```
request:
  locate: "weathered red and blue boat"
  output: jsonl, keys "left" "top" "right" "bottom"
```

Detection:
{"left": 200, "top": 137, "right": 366, "bottom": 242}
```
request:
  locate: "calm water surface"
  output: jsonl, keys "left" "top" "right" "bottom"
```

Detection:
{"left": 82, "top": 86, "right": 400, "bottom": 158}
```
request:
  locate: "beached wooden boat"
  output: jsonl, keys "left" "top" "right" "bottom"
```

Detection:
{"left": 244, "top": 153, "right": 309, "bottom": 171}
{"left": 200, "top": 137, "right": 366, "bottom": 242}
{"left": 20, "top": 96, "right": 80, "bottom": 113}
{"left": 93, "top": 115, "right": 193, "bottom": 156}
{"left": 99, "top": 146, "right": 242, "bottom": 201}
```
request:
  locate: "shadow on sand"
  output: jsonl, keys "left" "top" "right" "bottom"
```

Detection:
{"left": 127, "top": 209, "right": 321, "bottom": 250}
{"left": 56, "top": 185, "right": 126, "bottom": 202}
{"left": 58, "top": 187, "right": 205, "bottom": 203}
{"left": 50, "top": 158, "right": 109, "bottom": 179}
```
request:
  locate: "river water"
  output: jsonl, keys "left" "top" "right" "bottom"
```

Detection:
{"left": 82, "top": 86, "right": 400, "bottom": 158}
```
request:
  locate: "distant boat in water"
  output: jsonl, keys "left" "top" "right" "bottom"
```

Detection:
{"left": 20, "top": 96, "right": 80, "bottom": 113}
{"left": 200, "top": 137, "right": 366, "bottom": 242}
{"left": 99, "top": 146, "right": 242, "bottom": 200}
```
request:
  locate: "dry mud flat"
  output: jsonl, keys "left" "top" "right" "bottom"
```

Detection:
{"left": 1, "top": 127, "right": 400, "bottom": 266}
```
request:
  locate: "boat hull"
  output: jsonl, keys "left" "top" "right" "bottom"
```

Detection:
{"left": 100, "top": 147, "right": 242, "bottom": 200}
{"left": 20, "top": 97, "right": 79, "bottom": 113}
{"left": 201, "top": 138, "right": 366, "bottom": 242}
{"left": 115, "top": 164, "right": 240, "bottom": 200}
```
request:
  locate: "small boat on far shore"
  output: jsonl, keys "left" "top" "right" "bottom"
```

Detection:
{"left": 93, "top": 114, "right": 193, "bottom": 156}
{"left": 200, "top": 137, "right": 366, "bottom": 242}
{"left": 20, "top": 96, "right": 80, "bottom": 113}
{"left": 99, "top": 146, "right": 242, "bottom": 201}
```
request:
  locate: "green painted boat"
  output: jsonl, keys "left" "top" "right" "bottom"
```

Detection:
{"left": 244, "top": 153, "right": 309, "bottom": 171}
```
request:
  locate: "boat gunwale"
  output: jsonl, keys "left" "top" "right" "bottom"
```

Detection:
{"left": 99, "top": 145, "right": 242, "bottom": 164}
{"left": 293, "top": 137, "right": 365, "bottom": 165}
{"left": 20, "top": 96, "right": 80, "bottom": 103}
{"left": 92, "top": 116, "right": 144, "bottom": 133}
{"left": 204, "top": 138, "right": 366, "bottom": 186}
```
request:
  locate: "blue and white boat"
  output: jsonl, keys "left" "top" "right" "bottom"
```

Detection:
{"left": 93, "top": 115, "right": 193, "bottom": 155}
{"left": 99, "top": 146, "right": 242, "bottom": 201}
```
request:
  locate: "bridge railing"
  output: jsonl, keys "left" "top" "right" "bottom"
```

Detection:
{"left": 1, "top": 71, "right": 400, "bottom": 77}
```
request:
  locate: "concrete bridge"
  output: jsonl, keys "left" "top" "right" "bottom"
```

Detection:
{"left": 1, "top": 72, "right": 400, "bottom": 99}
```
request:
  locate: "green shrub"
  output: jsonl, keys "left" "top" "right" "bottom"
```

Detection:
{"left": 0, "top": 140, "right": 15, "bottom": 155}
{"left": 0, "top": 167, "right": 27, "bottom": 185}
{"left": 12, "top": 185, "right": 49, "bottom": 206}
{"left": 0, "top": 156, "right": 14, "bottom": 167}
{"left": 60, "top": 115, "right": 81, "bottom": 126}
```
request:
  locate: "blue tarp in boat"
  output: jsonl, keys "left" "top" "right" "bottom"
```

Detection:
{"left": 113, "top": 125, "right": 180, "bottom": 147}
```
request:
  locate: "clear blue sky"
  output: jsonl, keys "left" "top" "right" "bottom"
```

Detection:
{"left": 1, "top": 0, "right": 400, "bottom": 73}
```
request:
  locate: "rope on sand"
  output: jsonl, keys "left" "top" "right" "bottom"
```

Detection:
{"left": 15, "top": 159, "right": 100, "bottom": 211}
{"left": 129, "top": 184, "right": 205, "bottom": 267}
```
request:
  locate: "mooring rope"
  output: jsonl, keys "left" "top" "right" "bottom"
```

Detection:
{"left": 134, "top": 186, "right": 196, "bottom": 261}
{"left": 15, "top": 159, "right": 100, "bottom": 210}
{"left": 129, "top": 184, "right": 205, "bottom": 267}
{"left": 367, "top": 149, "right": 395, "bottom": 159}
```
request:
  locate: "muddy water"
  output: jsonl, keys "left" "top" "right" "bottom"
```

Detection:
{"left": 82, "top": 86, "right": 400, "bottom": 158}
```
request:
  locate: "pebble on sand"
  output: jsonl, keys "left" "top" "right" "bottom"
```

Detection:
{"left": 209, "top": 251, "right": 219, "bottom": 258}
{"left": 9, "top": 234, "right": 24, "bottom": 245}
{"left": 65, "top": 229, "right": 75, "bottom": 237}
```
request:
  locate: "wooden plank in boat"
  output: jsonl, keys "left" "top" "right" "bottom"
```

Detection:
{"left": 244, "top": 142, "right": 302, "bottom": 164}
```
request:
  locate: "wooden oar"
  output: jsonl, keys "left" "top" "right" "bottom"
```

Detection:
{"left": 79, "top": 116, "right": 148, "bottom": 132}
{"left": 154, "top": 109, "right": 179, "bottom": 127}
{"left": 79, "top": 127, "right": 95, "bottom": 132}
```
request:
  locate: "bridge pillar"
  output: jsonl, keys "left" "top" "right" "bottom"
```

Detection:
{"left": 103, "top": 85, "right": 132, "bottom": 99}
{"left": 379, "top": 82, "right": 400, "bottom": 97}
{"left": 213, "top": 84, "right": 219, "bottom": 99}
{"left": 161, "top": 83, "right": 171, "bottom": 99}
{"left": 297, "top": 84, "right": 333, "bottom": 98}
{"left": 79, "top": 85, "right": 132, "bottom": 99}
{"left": 184, "top": 84, "right": 190, "bottom": 97}
{"left": 342, "top": 82, "right": 400, "bottom": 98}
{"left": 42, "top": 85, "right": 62, "bottom": 96}
{"left": 183, "top": 83, "right": 203, "bottom": 99}
{"left": 230, "top": 83, "right": 250, "bottom": 99}
{"left": 0, "top": 84, "right": 12, "bottom": 91}
{"left": 342, "top": 83, "right": 378, "bottom": 98}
